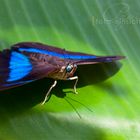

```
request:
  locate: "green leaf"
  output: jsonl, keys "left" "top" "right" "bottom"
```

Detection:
{"left": 0, "top": 0, "right": 139, "bottom": 139}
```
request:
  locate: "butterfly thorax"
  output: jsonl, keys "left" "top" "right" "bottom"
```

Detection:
{"left": 48, "top": 63, "right": 77, "bottom": 80}
{"left": 27, "top": 52, "right": 77, "bottom": 80}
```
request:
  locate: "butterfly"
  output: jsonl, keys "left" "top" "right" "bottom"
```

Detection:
{"left": 0, "top": 42, "right": 125, "bottom": 104}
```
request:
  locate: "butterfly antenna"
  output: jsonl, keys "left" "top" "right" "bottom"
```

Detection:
{"left": 64, "top": 98, "right": 82, "bottom": 119}
{"left": 66, "top": 96, "right": 93, "bottom": 112}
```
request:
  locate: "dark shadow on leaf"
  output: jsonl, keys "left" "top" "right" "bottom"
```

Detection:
{"left": 0, "top": 79, "right": 52, "bottom": 114}
{"left": 0, "top": 61, "right": 123, "bottom": 114}
{"left": 54, "top": 61, "right": 122, "bottom": 97}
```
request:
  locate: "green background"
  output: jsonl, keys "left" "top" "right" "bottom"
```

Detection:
{"left": 0, "top": 0, "right": 139, "bottom": 139}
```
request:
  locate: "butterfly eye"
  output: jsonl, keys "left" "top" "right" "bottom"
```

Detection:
{"left": 66, "top": 64, "right": 73, "bottom": 73}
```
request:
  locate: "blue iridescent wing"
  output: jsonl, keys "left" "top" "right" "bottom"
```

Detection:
{"left": 14, "top": 42, "right": 124, "bottom": 65}
{"left": 0, "top": 48, "right": 58, "bottom": 90}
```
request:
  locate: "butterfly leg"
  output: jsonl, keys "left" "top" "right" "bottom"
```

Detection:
{"left": 68, "top": 76, "right": 78, "bottom": 94}
{"left": 41, "top": 80, "right": 57, "bottom": 105}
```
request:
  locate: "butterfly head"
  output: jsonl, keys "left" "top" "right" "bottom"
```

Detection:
{"left": 65, "top": 63, "right": 77, "bottom": 78}
{"left": 49, "top": 63, "right": 77, "bottom": 80}
{"left": 59, "top": 63, "right": 77, "bottom": 80}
